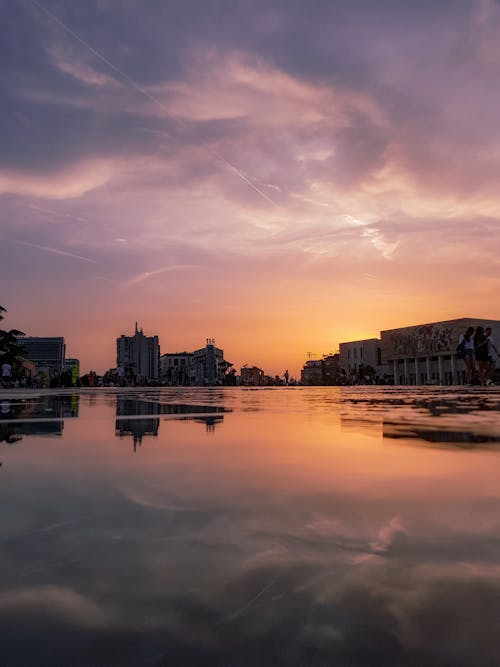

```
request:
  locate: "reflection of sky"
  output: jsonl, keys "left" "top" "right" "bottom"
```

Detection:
{"left": 1, "top": 388, "right": 500, "bottom": 664}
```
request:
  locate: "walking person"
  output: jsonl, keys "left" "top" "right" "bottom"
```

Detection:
{"left": 1, "top": 362, "right": 12, "bottom": 388}
{"left": 458, "top": 326, "right": 475, "bottom": 384}
{"left": 485, "top": 327, "right": 499, "bottom": 385}
{"left": 474, "top": 326, "right": 489, "bottom": 386}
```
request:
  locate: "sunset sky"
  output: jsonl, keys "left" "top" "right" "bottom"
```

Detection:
{"left": 2, "top": 0, "right": 500, "bottom": 376}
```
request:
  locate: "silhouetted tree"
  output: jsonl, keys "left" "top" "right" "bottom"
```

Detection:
{"left": 0, "top": 306, "right": 27, "bottom": 377}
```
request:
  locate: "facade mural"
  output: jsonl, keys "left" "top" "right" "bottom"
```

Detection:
{"left": 381, "top": 318, "right": 497, "bottom": 360}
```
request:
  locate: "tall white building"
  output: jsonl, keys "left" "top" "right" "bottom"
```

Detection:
{"left": 116, "top": 324, "right": 160, "bottom": 382}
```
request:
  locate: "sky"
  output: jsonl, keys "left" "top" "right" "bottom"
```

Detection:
{"left": 2, "top": 0, "right": 500, "bottom": 376}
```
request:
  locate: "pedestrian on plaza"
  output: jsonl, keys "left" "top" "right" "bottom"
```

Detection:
{"left": 485, "top": 327, "right": 499, "bottom": 385}
{"left": 1, "top": 362, "right": 12, "bottom": 388}
{"left": 474, "top": 326, "right": 489, "bottom": 386}
{"left": 117, "top": 365, "right": 126, "bottom": 387}
{"left": 458, "top": 326, "right": 475, "bottom": 384}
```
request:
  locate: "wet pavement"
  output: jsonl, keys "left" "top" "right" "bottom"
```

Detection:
{"left": 1, "top": 386, "right": 500, "bottom": 666}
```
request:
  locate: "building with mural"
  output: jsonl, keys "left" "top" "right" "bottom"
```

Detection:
{"left": 339, "top": 318, "right": 500, "bottom": 385}
{"left": 381, "top": 317, "right": 500, "bottom": 385}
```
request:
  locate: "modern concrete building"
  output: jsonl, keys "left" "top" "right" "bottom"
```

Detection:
{"left": 22, "top": 337, "right": 65, "bottom": 379}
{"left": 338, "top": 318, "right": 500, "bottom": 385}
{"left": 339, "top": 338, "right": 384, "bottom": 380}
{"left": 116, "top": 324, "right": 160, "bottom": 382}
{"left": 381, "top": 317, "right": 500, "bottom": 385}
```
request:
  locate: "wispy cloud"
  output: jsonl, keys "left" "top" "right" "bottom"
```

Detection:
{"left": 125, "top": 264, "right": 201, "bottom": 286}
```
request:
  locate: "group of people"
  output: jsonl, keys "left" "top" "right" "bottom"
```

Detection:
{"left": 458, "top": 326, "right": 498, "bottom": 385}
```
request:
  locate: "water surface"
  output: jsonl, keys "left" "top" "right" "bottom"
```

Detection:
{"left": 1, "top": 387, "right": 500, "bottom": 666}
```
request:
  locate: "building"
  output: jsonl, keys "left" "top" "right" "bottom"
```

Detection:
{"left": 116, "top": 324, "right": 160, "bottom": 382}
{"left": 191, "top": 339, "right": 231, "bottom": 385}
{"left": 160, "top": 352, "right": 193, "bottom": 385}
{"left": 64, "top": 358, "right": 80, "bottom": 373}
{"left": 339, "top": 318, "right": 500, "bottom": 385}
{"left": 339, "top": 338, "right": 385, "bottom": 381}
{"left": 22, "top": 337, "right": 65, "bottom": 379}
{"left": 301, "top": 354, "right": 341, "bottom": 385}
{"left": 301, "top": 359, "right": 323, "bottom": 385}
{"left": 63, "top": 357, "right": 80, "bottom": 387}
{"left": 160, "top": 339, "right": 233, "bottom": 386}
{"left": 381, "top": 317, "right": 500, "bottom": 385}
{"left": 240, "top": 365, "right": 265, "bottom": 386}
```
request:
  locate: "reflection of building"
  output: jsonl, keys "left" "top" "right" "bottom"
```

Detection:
{"left": 301, "top": 354, "right": 340, "bottom": 385}
{"left": 0, "top": 394, "right": 79, "bottom": 443}
{"left": 383, "top": 417, "right": 500, "bottom": 446}
{"left": 194, "top": 415, "right": 224, "bottom": 433}
{"left": 160, "top": 339, "right": 232, "bottom": 386}
{"left": 115, "top": 397, "right": 228, "bottom": 449}
{"left": 115, "top": 397, "right": 159, "bottom": 451}
{"left": 22, "top": 337, "right": 65, "bottom": 379}
{"left": 117, "top": 324, "right": 160, "bottom": 382}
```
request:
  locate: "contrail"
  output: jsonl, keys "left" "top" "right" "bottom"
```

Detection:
{"left": 0, "top": 237, "right": 98, "bottom": 263}
{"left": 29, "top": 0, "right": 279, "bottom": 207}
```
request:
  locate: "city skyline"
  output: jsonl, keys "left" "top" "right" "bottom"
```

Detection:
{"left": 3, "top": 1, "right": 500, "bottom": 377}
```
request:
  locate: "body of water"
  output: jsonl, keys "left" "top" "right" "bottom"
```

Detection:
{"left": 1, "top": 386, "right": 500, "bottom": 666}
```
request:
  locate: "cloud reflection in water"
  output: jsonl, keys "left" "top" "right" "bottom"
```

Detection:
{"left": 0, "top": 387, "right": 500, "bottom": 665}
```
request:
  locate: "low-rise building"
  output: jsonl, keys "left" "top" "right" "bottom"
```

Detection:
{"left": 301, "top": 354, "right": 341, "bottom": 385}
{"left": 160, "top": 339, "right": 233, "bottom": 386}
{"left": 22, "top": 337, "right": 65, "bottom": 379}
{"left": 339, "top": 338, "right": 385, "bottom": 382}
{"left": 240, "top": 365, "right": 264, "bottom": 386}
{"left": 160, "top": 352, "right": 193, "bottom": 385}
